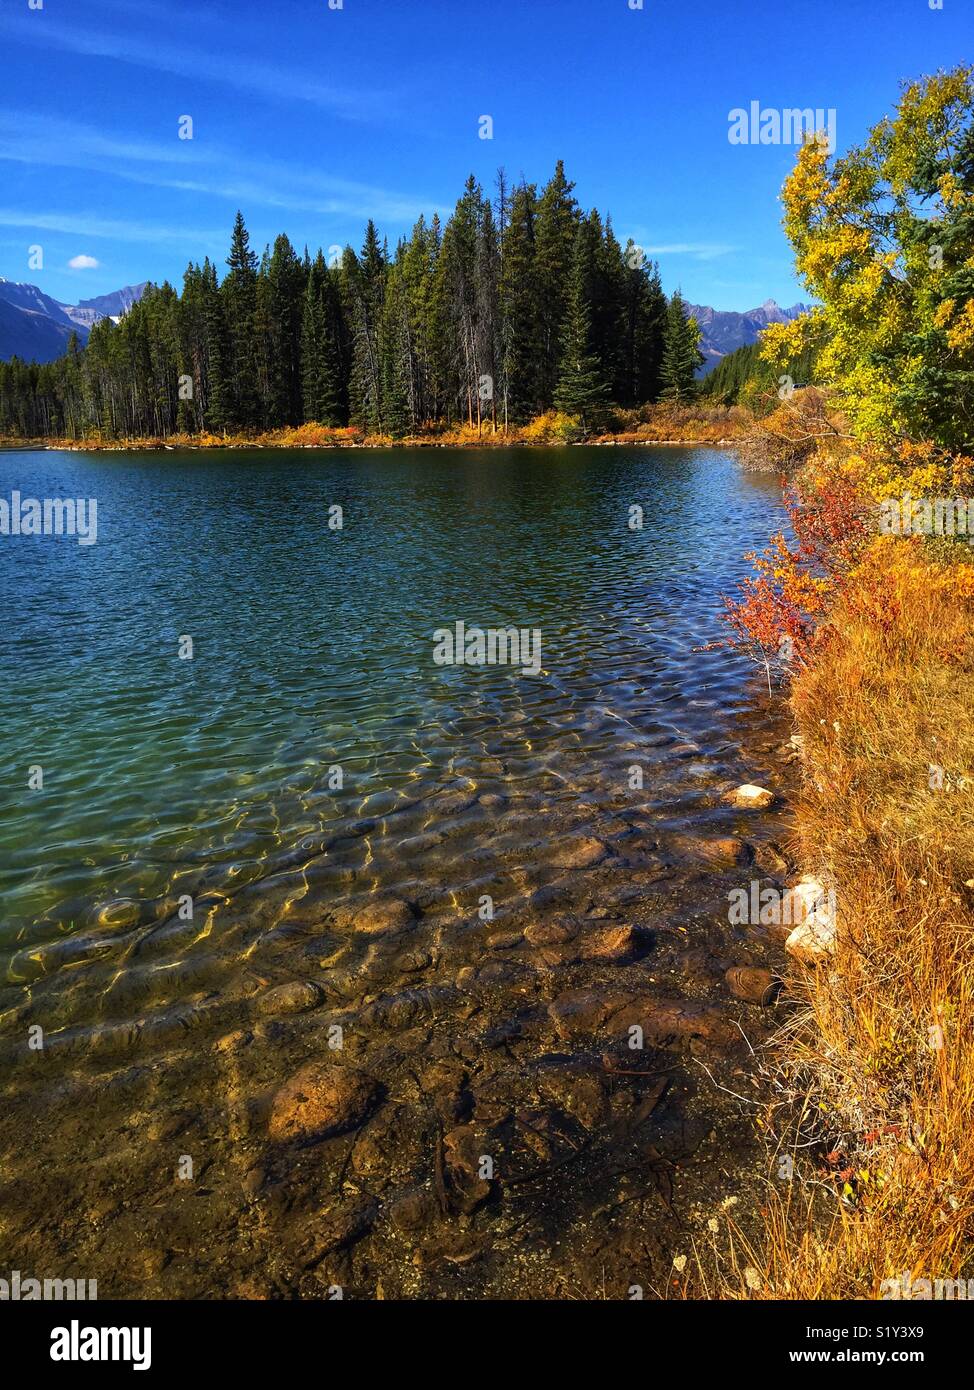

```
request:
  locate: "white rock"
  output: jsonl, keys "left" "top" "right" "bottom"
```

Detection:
{"left": 784, "top": 875, "right": 837, "bottom": 963}
{"left": 724, "top": 783, "right": 775, "bottom": 809}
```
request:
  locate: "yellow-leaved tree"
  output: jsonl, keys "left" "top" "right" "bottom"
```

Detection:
{"left": 761, "top": 67, "right": 974, "bottom": 451}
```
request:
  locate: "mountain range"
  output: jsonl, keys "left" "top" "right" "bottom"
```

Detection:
{"left": 0, "top": 276, "right": 807, "bottom": 375}
{"left": 688, "top": 298, "right": 812, "bottom": 374}
{"left": 0, "top": 278, "right": 148, "bottom": 363}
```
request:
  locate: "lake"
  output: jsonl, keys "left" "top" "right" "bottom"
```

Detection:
{"left": 0, "top": 444, "right": 792, "bottom": 1298}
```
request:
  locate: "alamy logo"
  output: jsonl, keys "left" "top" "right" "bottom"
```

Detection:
{"left": 0, "top": 1269, "right": 96, "bottom": 1300}
{"left": 878, "top": 492, "right": 974, "bottom": 542}
{"left": 880, "top": 1271, "right": 974, "bottom": 1300}
{"left": 432, "top": 620, "right": 542, "bottom": 676}
{"left": 727, "top": 879, "right": 837, "bottom": 927}
{"left": 50, "top": 1320, "right": 151, "bottom": 1371}
{"left": 0, "top": 491, "right": 98, "bottom": 545}
{"left": 728, "top": 102, "right": 837, "bottom": 153}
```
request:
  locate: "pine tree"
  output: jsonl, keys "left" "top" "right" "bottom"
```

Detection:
{"left": 265, "top": 234, "right": 305, "bottom": 427}
{"left": 619, "top": 244, "right": 668, "bottom": 405}
{"left": 301, "top": 252, "right": 347, "bottom": 426}
{"left": 347, "top": 221, "right": 387, "bottom": 432}
{"left": 533, "top": 160, "right": 579, "bottom": 406}
{"left": 499, "top": 181, "right": 541, "bottom": 423}
{"left": 660, "top": 291, "right": 705, "bottom": 402}
{"left": 434, "top": 177, "right": 482, "bottom": 425}
{"left": 202, "top": 258, "right": 233, "bottom": 433}
{"left": 222, "top": 211, "right": 260, "bottom": 428}
{"left": 553, "top": 228, "right": 608, "bottom": 429}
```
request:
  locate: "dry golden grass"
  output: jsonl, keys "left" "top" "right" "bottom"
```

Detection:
{"left": 720, "top": 540, "right": 974, "bottom": 1298}
{"left": 1, "top": 401, "right": 754, "bottom": 452}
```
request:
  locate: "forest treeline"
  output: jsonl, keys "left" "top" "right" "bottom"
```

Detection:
{"left": 702, "top": 338, "right": 819, "bottom": 407}
{"left": 0, "top": 162, "right": 707, "bottom": 440}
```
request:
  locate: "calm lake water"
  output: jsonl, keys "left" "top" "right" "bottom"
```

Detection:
{"left": 0, "top": 445, "right": 792, "bottom": 1299}
{"left": 0, "top": 445, "right": 781, "bottom": 939}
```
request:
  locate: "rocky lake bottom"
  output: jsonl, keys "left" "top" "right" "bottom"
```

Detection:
{"left": 0, "top": 444, "right": 795, "bottom": 1298}
{"left": 0, "top": 694, "right": 802, "bottom": 1299}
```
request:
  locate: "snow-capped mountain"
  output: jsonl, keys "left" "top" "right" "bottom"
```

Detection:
{"left": 0, "top": 278, "right": 148, "bottom": 363}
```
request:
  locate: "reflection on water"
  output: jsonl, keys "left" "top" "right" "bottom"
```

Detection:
{"left": 0, "top": 445, "right": 792, "bottom": 1298}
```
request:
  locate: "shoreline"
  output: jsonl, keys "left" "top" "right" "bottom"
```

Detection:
{"left": 0, "top": 436, "right": 742, "bottom": 453}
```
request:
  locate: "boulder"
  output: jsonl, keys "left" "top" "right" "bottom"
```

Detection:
{"left": 268, "top": 1062, "right": 379, "bottom": 1144}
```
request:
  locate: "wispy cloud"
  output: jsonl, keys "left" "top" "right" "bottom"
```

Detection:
{"left": 0, "top": 11, "right": 393, "bottom": 123}
{"left": 632, "top": 241, "right": 737, "bottom": 261}
{"left": 0, "top": 112, "right": 448, "bottom": 228}
{"left": 0, "top": 208, "right": 222, "bottom": 248}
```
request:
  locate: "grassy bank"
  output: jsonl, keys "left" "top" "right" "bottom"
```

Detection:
{"left": 769, "top": 542, "right": 974, "bottom": 1297}
{"left": 721, "top": 458, "right": 974, "bottom": 1298}
{"left": 0, "top": 402, "right": 751, "bottom": 452}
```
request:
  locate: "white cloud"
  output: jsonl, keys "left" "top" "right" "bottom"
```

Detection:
{"left": 68, "top": 254, "right": 100, "bottom": 269}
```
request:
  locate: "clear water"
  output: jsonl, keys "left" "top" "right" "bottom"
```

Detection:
{"left": 0, "top": 445, "right": 793, "bottom": 1298}
{"left": 0, "top": 445, "right": 782, "bottom": 944}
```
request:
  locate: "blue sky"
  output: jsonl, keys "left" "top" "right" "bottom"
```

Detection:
{"left": 0, "top": 0, "right": 969, "bottom": 309}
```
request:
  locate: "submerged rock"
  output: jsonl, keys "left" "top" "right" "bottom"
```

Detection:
{"left": 668, "top": 834, "right": 754, "bottom": 869}
{"left": 351, "top": 898, "right": 417, "bottom": 936}
{"left": 389, "top": 1189, "right": 439, "bottom": 1234}
{"left": 725, "top": 965, "right": 779, "bottom": 1005}
{"left": 443, "top": 1123, "right": 495, "bottom": 1214}
{"left": 255, "top": 980, "right": 323, "bottom": 1016}
{"left": 524, "top": 919, "right": 577, "bottom": 946}
{"left": 576, "top": 924, "right": 643, "bottom": 963}
{"left": 268, "top": 1062, "right": 380, "bottom": 1144}
{"left": 548, "top": 987, "right": 738, "bottom": 1048}
{"left": 301, "top": 1197, "right": 378, "bottom": 1265}
{"left": 91, "top": 899, "right": 143, "bottom": 931}
{"left": 548, "top": 837, "right": 609, "bottom": 870}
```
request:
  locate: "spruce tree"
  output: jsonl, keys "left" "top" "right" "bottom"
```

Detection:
{"left": 301, "top": 252, "right": 346, "bottom": 426}
{"left": 660, "top": 291, "right": 705, "bottom": 402}
{"left": 202, "top": 258, "right": 233, "bottom": 433}
{"left": 348, "top": 221, "right": 387, "bottom": 432}
{"left": 499, "top": 181, "right": 541, "bottom": 422}
{"left": 266, "top": 234, "right": 305, "bottom": 426}
{"left": 534, "top": 160, "right": 579, "bottom": 406}
{"left": 553, "top": 228, "right": 608, "bottom": 429}
{"left": 222, "top": 211, "right": 260, "bottom": 428}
